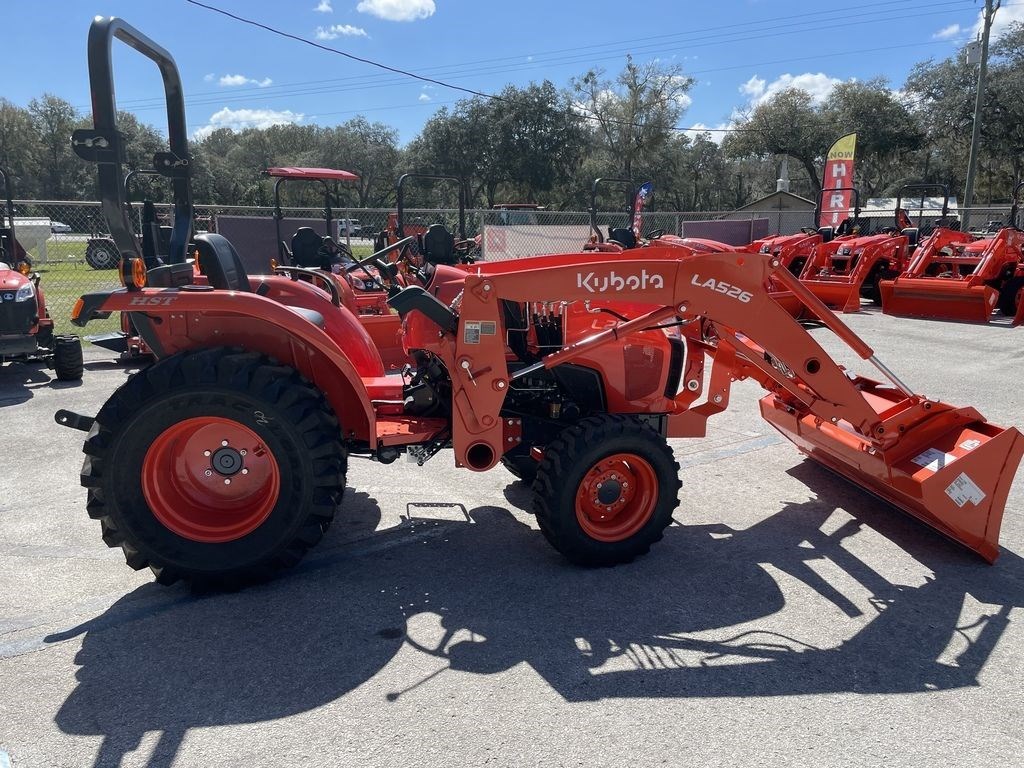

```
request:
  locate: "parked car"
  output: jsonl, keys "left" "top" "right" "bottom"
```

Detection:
{"left": 50, "top": 221, "right": 73, "bottom": 233}
{"left": 337, "top": 218, "right": 361, "bottom": 238}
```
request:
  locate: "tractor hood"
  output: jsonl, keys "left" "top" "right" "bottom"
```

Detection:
{"left": 0, "top": 268, "right": 31, "bottom": 290}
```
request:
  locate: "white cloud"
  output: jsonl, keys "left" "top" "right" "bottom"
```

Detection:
{"left": 194, "top": 107, "right": 304, "bottom": 139}
{"left": 203, "top": 73, "right": 215, "bottom": 82}
{"left": 740, "top": 72, "right": 842, "bottom": 107}
{"left": 218, "top": 74, "right": 273, "bottom": 88}
{"left": 418, "top": 92, "right": 431, "bottom": 102}
{"left": 933, "top": 23, "right": 961, "bottom": 40}
{"left": 974, "top": 3, "right": 1024, "bottom": 41}
{"left": 315, "top": 24, "right": 369, "bottom": 39}
{"left": 356, "top": 0, "right": 435, "bottom": 22}
{"left": 314, "top": 0, "right": 333, "bottom": 12}
{"left": 683, "top": 122, "right": 732, "bottom": 145}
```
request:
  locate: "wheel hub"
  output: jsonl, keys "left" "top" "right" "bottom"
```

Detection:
{"left": 142, "top": 417, "right": 279, "bottom": 543}
{"left": 575, "top": 453, "right": 658, "bottom": 543}
{"left": 596, "top": 478, "right": 622, "bottom": 505}
{"left": 211, "top": 446, "right": 243, "bottom": 476}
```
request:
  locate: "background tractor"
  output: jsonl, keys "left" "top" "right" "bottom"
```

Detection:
{"left": 0, "top": 166, "right": 83, "bottom": 379}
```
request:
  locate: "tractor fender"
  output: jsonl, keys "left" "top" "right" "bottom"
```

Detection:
{"left": 85, "top": 288, "right": 378, "bottom": 443}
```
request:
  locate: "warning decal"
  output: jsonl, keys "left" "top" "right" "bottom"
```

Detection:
{"left": 945, "top": 473, "right": 986, "bottom": 508}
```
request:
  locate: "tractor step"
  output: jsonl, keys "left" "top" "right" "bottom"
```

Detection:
{"left": 55, "top": 409, "right": 96, "bottom": 432}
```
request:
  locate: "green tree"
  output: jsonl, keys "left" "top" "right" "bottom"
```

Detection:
{"left": 572, "top": 55, "right": 694, "bottom": 179}
{"left": 28, "top": 94, "right": 89, "bottom": 199}
{"left": 723, "top": 88, "right": 832, "bottom": 198}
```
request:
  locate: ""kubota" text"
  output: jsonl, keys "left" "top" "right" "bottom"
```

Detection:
{"left": 577, "top": 269, "right": 665, "bottom": 294}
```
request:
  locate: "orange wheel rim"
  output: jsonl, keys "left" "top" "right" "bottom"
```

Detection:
{"left": 142, "top": 417, "right": 280, "bottom": 543}
{"left": 575, "top": 453, "right": 658, "bottom": 542}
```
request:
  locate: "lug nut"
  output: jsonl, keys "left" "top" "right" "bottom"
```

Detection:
{"left": 204, "top": 469, "right": 212, "bottom": 477}
{"left": 221, "top": 440, "right": 229, "bottom": 447}
{"left": 241, "top": 468, "right": 249, "bottom": 475}
{"left": 203, "top": 450, "right": 211, "bottom": 457}
{"left": 240, "top": 449, "right": 247, "bottom": 456}
{"left": 224, "top": 479, "right": 231, "bottom": 485}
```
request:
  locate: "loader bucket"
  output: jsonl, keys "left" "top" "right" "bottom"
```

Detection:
{"left": 879, "top": 278, "right": 997, "bottom": 323}
{"left": 800, "top": 278, "right": 861, "bottom": 313}
{"left": 760, "top": 387, "right": 1024, "bottom": 563}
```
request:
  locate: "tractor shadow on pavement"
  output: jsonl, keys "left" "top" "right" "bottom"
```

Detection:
{"left": 0, "top": 361, "right": 81, "bottom": 406}
{"left": 50, "top": 466, "right": 1024, "bottom": 767}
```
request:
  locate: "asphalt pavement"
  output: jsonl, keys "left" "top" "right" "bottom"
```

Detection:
{"left": 0, "top": 309, "right": 1022, "bottom": 768}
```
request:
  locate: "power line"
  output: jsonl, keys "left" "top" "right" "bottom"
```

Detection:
{"left": 130, "top": 0, "right": 997, "bottom": 139}
{"left": 120, "top": 0, "right": 970, "bottom": 112}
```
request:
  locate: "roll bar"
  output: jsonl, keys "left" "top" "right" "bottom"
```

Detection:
{"left": 71, "top": 16, "right": 193, "bottom": 266}
{"left": 396, "top": 174, "right": 466, "bottom": 239}
{"left": 895, "top": 184, "right": 950, "bottom": 229}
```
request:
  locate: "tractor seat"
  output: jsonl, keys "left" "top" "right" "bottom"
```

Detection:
{"left": 608, "top": 227, "right": 636, "bottom": 249}
{"left": 194, "top": 234, "right": 325, "bottom": 329}
{"left": 291, "top": 227, "right": 324, "bottom": 268}
{"left": 421, "top": 223, "right": 456, "bottom": 265}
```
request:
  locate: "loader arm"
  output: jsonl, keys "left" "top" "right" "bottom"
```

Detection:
{"left": 445, "top": 248, "right": 887, "bottom": 451}
{"left": 416, "top": 246, "right": 1021, "bottom": 562}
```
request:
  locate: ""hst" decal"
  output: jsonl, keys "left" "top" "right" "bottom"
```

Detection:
{"left": 691, "top": 275, "right": 753, "bottom": 303}
{"left": 127, "top": 295, "right": 178, "bottom": 307}
{"left": 577, "top": 269, "right": 665, "bottom": 294}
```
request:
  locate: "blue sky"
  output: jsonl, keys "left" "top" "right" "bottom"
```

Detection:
{"left": 6, "top": 1, "right": 1019, "bottom": 145}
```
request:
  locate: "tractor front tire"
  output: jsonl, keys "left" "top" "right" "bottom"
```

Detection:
{"left": 53, "top": 335, "right": 83, "bottom": 381}
{"left": 85, "top": 239, "right": 119, "bottom": 270}
{"left": 997, "top": 276, "right": 1024, "bottom": 316}
{"left": 533, "top": 415, "right": 680, "bottom": 566}
{"left": 80, "top": 348, "right": 346, "bottom": 588}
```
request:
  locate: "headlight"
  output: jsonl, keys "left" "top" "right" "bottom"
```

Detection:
{"left": 15, "top": 282, "right": 35, "bottom": 302}
{"left": 839, "top": 247, "right": 851, "bottom": 255}
{"left": 350, "top": 276, "right": 366, "bottom": 290}
{"left": 759, "top": 244, "right": 770, "bottom": 254}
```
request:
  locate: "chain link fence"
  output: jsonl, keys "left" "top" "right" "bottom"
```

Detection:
{"left": 8, "top": 199, "right": 1017, "bottom": 336}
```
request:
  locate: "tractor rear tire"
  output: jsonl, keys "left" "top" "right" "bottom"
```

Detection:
{"left": 997, "top": 276, "right": 1024, "bottom": 316}
{"left": 53, "top": 335, "right": 83, "bottom": 381}
{"left": 85, "top": 239, "right": 119, "bottom": 270}
{"left": 533, "top": 415, "right": 680, "bottom": 566}
{"left": 80, "top": 347, "right": 346, "bottom": 589}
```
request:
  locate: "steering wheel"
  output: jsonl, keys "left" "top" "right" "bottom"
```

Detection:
{"left": 453, "top": 239, "right": 478, "bottom": 263}
{"left": 345, "top": 236, "right": 417, "bottom": 285}
{"left": 801, "top": 226, "right": 818, "bottom": 235}
{"left": 272, "top": 265, "right": 342, "bottom": 307}
{"left": 645, "top": 229, "right": 664, "bottom": 240}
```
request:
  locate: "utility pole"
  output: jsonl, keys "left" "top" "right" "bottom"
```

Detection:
{"left": 963, "top": 0, "right": 999, "bottom": 233}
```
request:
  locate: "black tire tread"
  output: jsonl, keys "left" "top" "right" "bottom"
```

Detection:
{"left": 997, "top": 275, "right": 1024, "bottom": 316}
{"left": 53, "top": 335, "right": 84, "bottom": 381}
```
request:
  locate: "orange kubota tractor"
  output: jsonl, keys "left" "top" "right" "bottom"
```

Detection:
{"left": 880, "top": 182, "right": 1024, "bottom": 324}
{"left": 59, "top": 19, "right": 1023, "bottom": 589}
{"left": 749, "top": 187, "right": 866, "bottom": 278}
{"left": 797, "top": 188, "right": 914, "bottom": 312}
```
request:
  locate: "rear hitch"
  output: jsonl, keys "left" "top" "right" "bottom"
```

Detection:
{"left": 55, "top": 409, "right": 95, "bottom": 432}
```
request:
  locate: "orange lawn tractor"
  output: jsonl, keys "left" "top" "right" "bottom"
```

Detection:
{"left": 58, "top": 19, "right": 1024, "bottom": 589}
{"left": 880, "top": 182, "right": 1024, "bottom": 324}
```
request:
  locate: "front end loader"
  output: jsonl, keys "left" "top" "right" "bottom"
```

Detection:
{"left": 880, "top": 182, "right": 1024, "bottom": 324}
{"left": 58, "top": 18, "right": 1024, "bottom": 589}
